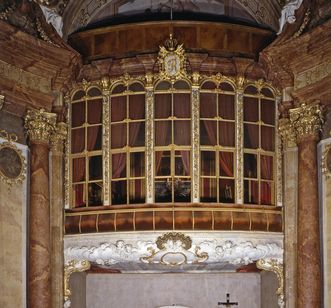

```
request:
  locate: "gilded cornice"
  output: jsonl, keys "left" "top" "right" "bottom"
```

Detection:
{"left": 50, "top": 122, "right": 67, "bottom": 154}
{"left": 24, "top": 108, "right": 57, "bottom": 144}
{"left": 278, "top": 117, "right": 296, "bottom": 148}
{"left": 289, "top": 103, "right": 324, "bottom": 142}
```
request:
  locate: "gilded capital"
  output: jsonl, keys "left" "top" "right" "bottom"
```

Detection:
{"left": 51, "top": 122, "right": 67, "bottom": 154}
{"left": 289, "top": 103, "right": 324, "bottom": 142}
{"left": 24, "top": 108, "right": 57, "bottom": 144}
{"left": 278, "top": 118, "right": 296, "bottom": 148}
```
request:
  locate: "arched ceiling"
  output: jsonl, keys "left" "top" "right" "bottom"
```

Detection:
{"left": 59, "top": 0, "right": 283, "bottom": 37}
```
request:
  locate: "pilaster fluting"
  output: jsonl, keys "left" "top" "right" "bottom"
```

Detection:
{"left": 24, "top": 108, "right": 57, "bottom": 308}
{"left": 50, "top": 122, "right": 67, "bottom": 308}
{"left": 289, "top": 103, "right": 324, "bottom": 308}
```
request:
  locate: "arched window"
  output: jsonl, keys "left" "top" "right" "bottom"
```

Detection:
{"left": 110, "top": 82, "right": 146, "bottom": 205}
{"left": 154, "top": 80, "right": 191, "bottom": 203}
{"left": 70, "top": 87, "right": 103, "bottom": 207}
{"left": 243, "top": 85, "right": 275, "bottom": 205}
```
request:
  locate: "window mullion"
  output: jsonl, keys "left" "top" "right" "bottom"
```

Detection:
{"left": 102, "top": 90, "right": 110, "bottom": 205}
{"left": 236, "top": 84, "right": 244, "bottom": 204}
{"left": 192, "top": 85, "right": 200, "bottom": 203}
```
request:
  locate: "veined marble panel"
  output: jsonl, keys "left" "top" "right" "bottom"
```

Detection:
{"left": 0, "top": 137, "right": 28, "bottom": 308}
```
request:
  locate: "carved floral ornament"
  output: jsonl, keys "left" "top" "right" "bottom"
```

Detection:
{"left": 0, "top": 129, "right": 26, "bottom": 188}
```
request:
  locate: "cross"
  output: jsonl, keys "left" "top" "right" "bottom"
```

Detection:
{"left": 218, "top": 293, "right": 238, "bottom": 307}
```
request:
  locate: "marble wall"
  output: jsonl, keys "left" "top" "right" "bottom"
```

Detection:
{"left": 0, "top": 137, "right": 28, "bottom": 308}
{"left": 319, "top": 137, "right": 331, "bottom": 307}
{"left": 82, "top": 273, "right": 261, "bottom": 308}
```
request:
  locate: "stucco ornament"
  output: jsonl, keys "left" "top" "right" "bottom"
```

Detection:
{"left": 277, "top": 0, "right": 303, "bottom": 34}
{"left": 40, "top": 5, "right": 63, "bottom": 37}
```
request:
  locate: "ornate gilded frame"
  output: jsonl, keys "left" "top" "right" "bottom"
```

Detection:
{"left": 0, "top": 129, "right": 26, "bottom": 188}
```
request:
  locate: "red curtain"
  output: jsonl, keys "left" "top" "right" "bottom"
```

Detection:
{"left": 260, "top": 155, "right": 273, "bottom": 205}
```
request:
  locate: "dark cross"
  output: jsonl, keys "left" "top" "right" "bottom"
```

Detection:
{"left": 218, "top": 293, "right": 238, "bottom": 307}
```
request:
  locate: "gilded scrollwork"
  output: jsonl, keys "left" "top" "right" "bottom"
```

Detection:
{"left": 192, "top": 87, "right": 200, "bottom": 202}
{"left": 64, "top": 259, "right": 91, "bottom": 308}
{"left": 289, "top": 103, "right": 324, "bottom": 142}
{"left": 235, "top": 90, "right": 243, "bottom": 203}
{"left": 275, "top": 100, "right": 283, "bottom": 206}
{"left": 256, "top": 258, "right": 284, "bottom": 308}
{"left": 0, "top": 129, "right": 26, "bottom": 188}
{"left": 278, "top": 117, "right": 296, "bottom": 149}
{"left": 24, "top": 108, "right": 57, "bottom": 144}
{"left": 51, "top": 122, "right": 67, "bottom": 155}
{"left": 102, "top": 92, "right": 110, "bottom": 204}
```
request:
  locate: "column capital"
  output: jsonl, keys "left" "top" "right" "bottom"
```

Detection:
{"left": 24, "top": 108, "right": 57, "bottom": 144}
{"left": 278, "top": 117, "right": 296, "bottom": 149}
{"left": 289, "top": 103, "right": 324, "bottom": 142}
{"left": 50, "top": 122, "right": 67, "bottom": 154}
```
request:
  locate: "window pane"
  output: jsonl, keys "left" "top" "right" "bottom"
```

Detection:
{"left": 129, "top": 122, "right": 145, "bottom": 147}
{"left": 244, "top": 124, "right": 259, "bottom": 149}
{"left": 111, "top": 96, "right": 126, "bottom": 122}
{"left": 200, "top": 93, "right": 216, "bottom": 118}
{"left": 174, "top": 93, "right": 190, "bottom": 118}
{"left": 174, "top": 178, "right": 191, "bottom": 202}
{"left": 261, "top": 126, "right": 274, "bottom": 151}
{"left": 219, "top": 152, "right": 233, "bottom": 177}
{"left": 200, "top": 120, "right": 217, "bottom": 145}
{"left": 87, "top": 126, "right": 102, "bottom": 151}
{"left": 155, "top": 179, "right": 171, "bottom": 202}
{"left": 174, "top": 121, "right": 190, "bottom": 145}
{"left": 219, "top": 94, "right": 234, "bottom": 120}
{"left": 73, "top": 157, "right": 85, "bottom": 182}
{"left": 244, "top": 180, "right": 258, "bottom": 204}
{"left": 73, "top": 90, "right": 84, "bottom": 101}
{"left": 129, "top": 179, "right": 145, "bottom": 204}
{"left": 88, "top": 182, "right": 102, "bottom": 206}
{"left": 261, "top": 155, "right": 273, "bottom": 180}
{"left": 112, "top": 84, "right": 126, "bottom": 94}
{"left": 87, "top": 99, "right": 102, "bottom": 124}
{"left": 200, "top": 178, "right": 217, "bottom": 202}
{"left": 71, "top": 128, "right": 85, "bottom": 153}
{"left": 156, "top": 151, "right": 170, "bottom": 176}
{"left": 219, "top": 82, "right": 234, "bottom": 91}
{"left": 175, "top": 151, "right": 190, "bottom": 176}
{"left": 155, "top": 81, "right": 171, "bottom": 90}
{"left": 244, "top": 153, "right": 257, "bottom": 178}
{"left": 201, "top": 81, "right": 216, "bottom": 90}
{"left": 261, "top": 99, "right": 275, "bottom": 125}
{"left": 219, "top": 121, "right": 235, "bottom": 147}
{"left": 201, "top": 151, "right": 215, "bottom": 176}
{"left": 261, "top": 87, "right": 274, "bottom": 98}
{"left": 155, "top": 94, "right": 171, "bottom": 118}
{"left": 244, "top": 85, "right": 258, "bottom": 95}
{"left": 89, "top": 155, "right": 102, "bottom": 180}
{"left": 130, "top": 152, "right": 145, "bottom": 177}
{"left": 73, "top": 184, "right": 85, "bottom": 207}
{"left": 112, "top": 180, "right": 127, "bottom": 204}
{"left": 129, "top": 94, "right": 145, "bottom": 119}
{"left": 243, "top": 97, "right": 258, "bottom": 122}
{"left": 72, "top": 102, "right": 85, "bottom": 127}
{"left": 219, "top": 179, "right": 234, "bottom": 203}
{"left": 87, "top": 87, "right": 102, "bottom": 97}
{"left": 260, "top": 182, "right": 273, "bottom": 205}
{"left": 174, "top": 80, "right": 190, "bottom": 89}
{"left": 111, "top": 124, "right": 127, "bottom": 148}
{"left": 155, "top": 121, "right": 171, "bottom": 146}
{"left": 112, "top": 153, "right": 126, "bottom": 178}
{"left": 129, "top": 82, "right": 144, "bottom": 92}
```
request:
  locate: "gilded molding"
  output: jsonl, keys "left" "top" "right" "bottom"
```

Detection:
{"left": 0, "top": 94, "right": 4, "bottom": 110}
{"left": 64, "top": 259, "right": 91, "bottom": 308}
{"left": 275, "top": 101, "right": 283, "bottom": 206}
{"left": 322, "top": 144, "right": 331, "bottom": 179}
{"left": 64, "top": 99, "right": 70, "bottom": 208}
{"left": 145, "top": 86, "right": 154, "bottom": 203}
{"left": 192, "top": 86, "right": 200, "bottom": 202}
{"left": 0, "top": 129, "right": 27, "bottom": 188}
{"left": 278, "top": 118, "right": 296, "bottom": 149}
{"left": 289, "top": 103, "right": 324, "bottom": 142}
{"left": 51, "top": 122, "right": 67, "bottom": 154}
{"left": 256, "top": 258, "right": 284, "bottom": 308}
{"left": 24, "top": 108, "right": 57, "bottom": 144}
{"left": 102, "top": 92, "right": 110, "bottom": 205}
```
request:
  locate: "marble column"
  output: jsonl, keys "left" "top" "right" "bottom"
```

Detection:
{"left": 25, "top": 108, "right": 57, "bottom": 308}
{"left": 50, "top": 122, "right": 67, "bottom": 308}
{"left": 278, "top": 117, "right": 298, "bottom": 308}
{"left": 289, "top": 103, "right": 324, "bottom": 308}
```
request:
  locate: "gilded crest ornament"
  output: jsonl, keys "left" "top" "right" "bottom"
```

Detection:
{"left": 0, "top": 130, "right": 26, "bottom": 188}
{"left": 158, "top": 34, "right": 187, "bottom": 81}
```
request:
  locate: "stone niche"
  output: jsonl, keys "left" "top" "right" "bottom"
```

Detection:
{"left": 69, "top": 272, "right": 278, "bottom": 308}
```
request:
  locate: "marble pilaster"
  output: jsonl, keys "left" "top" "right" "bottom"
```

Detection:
{"left": 50, "top": 122, "right": 67, "bottom": 308}
{"left": 25, "top": 108, "right": 56, "bottom": 308}
{"left": 289, "top": 103, "right": 324, "bottom": 308}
